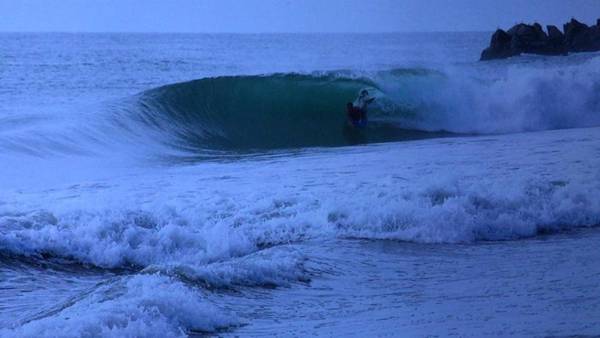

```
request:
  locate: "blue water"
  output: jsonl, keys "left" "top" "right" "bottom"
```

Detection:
{"left": 1, "top": 32, "right": 600, "bottom": 337}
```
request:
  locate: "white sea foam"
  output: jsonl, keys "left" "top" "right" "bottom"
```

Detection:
{"left": 0, "top": 206, "right": 256, "bottom": 269}
{"left": 0, "top": 274, "right": 237, "bottom": 338}
{"left": 376, "top": 55, "right": 600, "bottom": 134}
{"left": 1, "top": 127, "right": 599, "bottom": 274}
{"left": 144, "top": 246, "right": 307, "bottom": 288}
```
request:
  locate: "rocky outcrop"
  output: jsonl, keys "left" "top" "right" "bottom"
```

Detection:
{"left": 480, "top": 29, "right": 516, "bottom": 60}
{"left": 480, "top": 18, "right": 600, "bottom": 61}
{"left": 564, "top": 18, "right": 600, "bottom": 52}
{"left": 546, "top": 25, "right": 567, "bottom": 54}
{"left": 509, "top": 23, "right": 554, "bottom": 54}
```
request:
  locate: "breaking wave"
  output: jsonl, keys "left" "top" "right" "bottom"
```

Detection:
{"left": 128, "top": 71, "right": 440, "bottom": 152}
{"left": 124, "top": 58, "right": 600, "bottom": 153}
{"left": 1, "top": 274, "right": 239, "bottom": 337}
{"left": 2, "top": 125, "right": 600, "bottom": 271}
{"left": 2, "top": 57, "right": 600, "bottom": 158}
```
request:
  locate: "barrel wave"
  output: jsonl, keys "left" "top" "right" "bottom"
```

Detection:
{"left": 132, "top": 72, "right": 435, "bottom": 152}
{"left": 2, "top": 61, "right": 600, "bottom": 158}
{"left": 127, "top": 59, "right": 600, "bottom": 153}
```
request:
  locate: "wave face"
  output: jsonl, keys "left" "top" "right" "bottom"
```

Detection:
{"left": 132, "top": 72, "right": 439, "bottom": 152}
{"left": 125, "top": 58, "right": 600, "bottom": 153}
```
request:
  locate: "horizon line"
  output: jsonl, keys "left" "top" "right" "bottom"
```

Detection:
{"left": 0, "top": 30, "right": 491, "bottom": 34}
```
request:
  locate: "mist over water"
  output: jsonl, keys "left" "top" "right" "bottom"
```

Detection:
{"left": 1, "top": 32, "right": 600, "bottom": 337}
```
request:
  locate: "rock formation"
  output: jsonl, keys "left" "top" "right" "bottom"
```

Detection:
{"left": 481, "top": 18, "right": 600, "bottom": 61}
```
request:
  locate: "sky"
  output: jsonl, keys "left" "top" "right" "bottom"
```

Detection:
{"left": 0, "top": 0, "right": 598, "bottom": 33}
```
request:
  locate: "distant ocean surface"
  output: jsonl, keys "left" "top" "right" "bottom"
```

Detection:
{"left": 1, "top": 33, "right": 600, "bottom": 337}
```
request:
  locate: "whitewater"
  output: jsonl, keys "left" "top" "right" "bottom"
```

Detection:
{"left": 1, "top": 33, "right": 600, "bottom": 337}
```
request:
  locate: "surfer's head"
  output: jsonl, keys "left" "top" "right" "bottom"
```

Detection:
{"left": 360, "top": 89, "right": 369, "bottom": 96}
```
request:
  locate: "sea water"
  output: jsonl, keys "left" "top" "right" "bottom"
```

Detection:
{"left": 1, "top": 33, "right": 599, "bottom": 337}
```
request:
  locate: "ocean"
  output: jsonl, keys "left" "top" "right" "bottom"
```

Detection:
{"left": 1, "top": 32, "right": 599, "bottom": 337}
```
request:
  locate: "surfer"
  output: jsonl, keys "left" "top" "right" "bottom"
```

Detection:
{"left": 346, "top": 89, "right": 375, "bottom": 128}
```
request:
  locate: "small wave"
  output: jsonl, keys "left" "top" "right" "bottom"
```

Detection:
{"left": 2, "top": 152, "right": 600, "bottom": 261}
{"left": 331, "top": 178, "right": 600, "bottom": 242}
{"left": 142, "top": 246, "right": 308, "bottom": 289}
{"left": 1, "top": 274, "right": 238, "bottom": 337}
{"left": 0, "top": 208, "right": 256, "bottom": 269}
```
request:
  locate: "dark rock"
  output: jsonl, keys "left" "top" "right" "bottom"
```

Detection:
{"left": 480, "top": 18, "right": 600, "bottom": 61}
{"left": 591, "top": 21, "right": 600, "bottom": 51}
{"left": 547, "top": 25, "right": 563, "bottom": 40}
{"left": 564, "top": 18, "right": 592, "bottom": 52}
{"left": 546, "top": 25, "right": 568, "bottom": 55}
{"left": 509, "top": 22, "right": 550, "bottom": 54}
{"left": 480, "top": 29, "right": 516, "bottom": 60}
{"left": 564, "top": 18, "right": 588, "bottom": 36}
